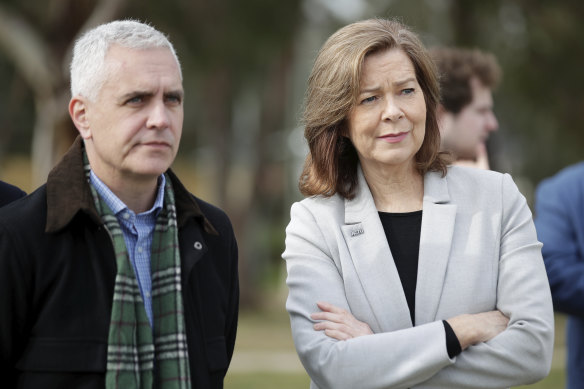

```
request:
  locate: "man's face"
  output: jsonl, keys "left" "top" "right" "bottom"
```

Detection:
{"left": 81, "top": 44, "right": 184, "bottom": 185}
{"left": 440, "top": 77, "right": 498, "bottom": 160}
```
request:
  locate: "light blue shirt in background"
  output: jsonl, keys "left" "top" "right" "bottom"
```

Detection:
{"left": 89, "top": 171, "right": 166, "bottom": 327}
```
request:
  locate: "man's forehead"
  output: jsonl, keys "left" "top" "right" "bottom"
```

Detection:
{"left": 104, "top": 45, "right": 176, "bottom": 65}
{"left": 91, "top": 59, "right": 182, "bottom": 104}
{"left": 470, "top": 77, "right": 491, "bottom": 93}
{"left": 102, "top": 46, "right": 181, "bottom": 81}
{"left": 470, "top": 78, "right": 493, "bottom": 102}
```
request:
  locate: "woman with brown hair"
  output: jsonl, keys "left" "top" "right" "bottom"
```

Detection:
{"left": 283, "top": 18, "right": 553, "bottom": 388}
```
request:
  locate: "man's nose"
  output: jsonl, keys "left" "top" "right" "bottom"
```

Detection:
{"left": 486, "top": 111, "right": 499, "bottom": 132}
{"left": 146, "top": 101, "right": 170, "bottom": 129}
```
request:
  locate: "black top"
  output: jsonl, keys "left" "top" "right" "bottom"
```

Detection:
{"left": 378, "top": 210, "right": 422, "bottom": 325}
{"left": 379, "top": 210, "right": 461, "bottom": 358}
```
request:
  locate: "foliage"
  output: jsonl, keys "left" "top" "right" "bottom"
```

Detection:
{"left": 1, "top": 0, "right": 583, "bottom": 304}
{"left": 373, "top": 0, "right": 584, "bottom": 183}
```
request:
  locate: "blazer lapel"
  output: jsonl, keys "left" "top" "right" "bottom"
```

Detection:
{"left": 415, "top": 171, "right": 456, "bottom": 325}
{"left": 342, "top": 168, "right": 412, "bottom": 332}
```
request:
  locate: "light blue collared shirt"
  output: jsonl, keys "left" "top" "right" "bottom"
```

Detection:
{"left": 89, "top": 171, "right": 166, "bottom": 327}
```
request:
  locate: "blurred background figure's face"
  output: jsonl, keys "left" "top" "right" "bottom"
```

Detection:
{"left": 440, "top": 77, "right": 498, "bottom": 160}
{"left": 347, "top": 48, "right": 426, "bottom": 175}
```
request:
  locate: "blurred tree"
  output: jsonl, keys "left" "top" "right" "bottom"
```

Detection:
{"left": 125, "top": 0, "right": 303, "bottom": 304}
{"left": 373, "top": 0, "right": 584, "bottom": 189}
{"left": 0, "top": 0, "right": 303, "bottom": 305}
{"left": 0, "top": 0, "right": 128, "bottom": 185}
{"left": 3, "top": 0, "right": 582, "bottom": 307}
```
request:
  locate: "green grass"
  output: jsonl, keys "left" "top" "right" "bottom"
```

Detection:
{"left": 226, "top": 366, "right": 565, "bottom": 389}
{"left": 226, "top": 371, "right": 564, "bottom": 389}
{"left": 515, "top": 368, "right": 565, "bottom": 389}
{"left": 226, "top": 372, "right": 310, "bottom": 389}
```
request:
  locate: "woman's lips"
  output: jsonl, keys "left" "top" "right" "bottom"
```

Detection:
{"left": 378, "top": 132, "right": 409, "bottom": 143}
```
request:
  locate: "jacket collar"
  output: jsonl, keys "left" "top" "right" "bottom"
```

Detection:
{"left": 422, "top": 168, "right": 450, "bottom": 205}
{"left": 45, "top": 136, "right": 217, "bottom": 235}
{"left": 344, "top": 166, "right": 451, "bottom": 225}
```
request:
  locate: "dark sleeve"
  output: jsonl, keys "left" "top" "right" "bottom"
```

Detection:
{"left": 0, "top": 218, "right": 31, "bottom": 386}
{"left": 442, "top": 320, "right": 462, "bottom": 358}
{"left": 225, "top": 225, "right": 239, "bottom": 366}
{"left": 535, "top": 173, "right": 584, "bottom": 316}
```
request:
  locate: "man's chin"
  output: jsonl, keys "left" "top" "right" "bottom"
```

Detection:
{"left": 456, "top": 153, "right": 477, "bottom": 161}
{"left": 454, "top": 151, "right": 477, "bottom": 161}
{"left": 130, "top": 152, "right": 175, "bottom": 173}
{"left": 459, "top": 144, "right": 486, "bottom": 160}
{"left": 132, "top": 161, "right": 173, "bottom": 178}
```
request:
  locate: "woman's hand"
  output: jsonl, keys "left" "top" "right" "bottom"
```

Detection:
{"left": 311, "top": 301, "right": 373, "bottom": 340}
{"left": 446, "top": 310, "right": 509, "bottom": 350}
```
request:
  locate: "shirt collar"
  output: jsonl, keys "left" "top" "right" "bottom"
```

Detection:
{"left": 45, "top": 136, "right": 218, "bottom": 235}
{"left": 89, "top": 170, "right": 166, "bottom": 218}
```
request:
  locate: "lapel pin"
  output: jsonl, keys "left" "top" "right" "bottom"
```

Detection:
{"left": 351, "top": 228, "right": 364, "bottom": 237}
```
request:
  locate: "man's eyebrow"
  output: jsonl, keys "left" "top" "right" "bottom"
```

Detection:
{"left": 119, "top": 91, "right": 153, "bottom": 101}
{"left": 164, "top": 90, "right": 184, "bottom": 99}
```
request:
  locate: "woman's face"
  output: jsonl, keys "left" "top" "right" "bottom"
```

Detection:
{"left": 347, "top": 48, "right": 426, "bottom": 174}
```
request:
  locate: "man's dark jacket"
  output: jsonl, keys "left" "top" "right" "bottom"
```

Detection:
{"left": 0, "top": 180, "right": 26, "bottom": 207}
{"left": 0, "top": 138, "right": 239, "bottom": 388}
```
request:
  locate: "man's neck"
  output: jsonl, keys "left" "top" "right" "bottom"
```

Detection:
{"left": 96, "top": 173, "right": 160, "bottom": 214}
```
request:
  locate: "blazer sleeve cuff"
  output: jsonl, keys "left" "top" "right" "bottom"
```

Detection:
{"left": 443, "top": 320, "right": 462, "bottom": 359}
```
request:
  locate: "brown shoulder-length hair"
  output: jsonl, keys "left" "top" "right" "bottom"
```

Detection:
{"left": 299, "top": 18, "right": 449, "bottom": 200}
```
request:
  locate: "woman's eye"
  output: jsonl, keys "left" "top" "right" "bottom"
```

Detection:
{"left": 402, "top": 88, "right": 415, "bottom": 95}
{"left": 361, "top": 96, "right": 377, "bottom": 104}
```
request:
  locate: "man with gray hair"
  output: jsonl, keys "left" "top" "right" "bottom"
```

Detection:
{"left": 0, "top": 20, "right": 239, "bottom": 389}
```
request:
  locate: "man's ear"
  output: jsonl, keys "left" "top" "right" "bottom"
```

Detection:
{"left": 69, "top": 97, "right": 91, "bottom": 139}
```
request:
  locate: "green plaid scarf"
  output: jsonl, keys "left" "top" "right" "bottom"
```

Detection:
{"left": 85, "top": 159, "right": 191, "bottom": 389}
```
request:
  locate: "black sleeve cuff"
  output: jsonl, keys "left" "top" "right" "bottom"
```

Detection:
{"left": 443, "top": 320, "right": 462, "bottom": 358}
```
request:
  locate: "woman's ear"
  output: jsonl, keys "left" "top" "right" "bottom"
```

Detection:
{"left": 69, "top": 97, "right": 92, "bottom": 139}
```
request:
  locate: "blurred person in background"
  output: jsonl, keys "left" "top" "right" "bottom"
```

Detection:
{"left": 430, "top": 47, "right": 501, "bottom": 170}
{"left": 535, "top": 162, "right": 584, "bottom": 389}
{"left": 0, "top": 180, "right": 26, "bottom": 207}
{"left": 283, "top": 18, "right": 553, "bottom": 388}
{"left": 0, "top": 20, "right": 238, "bottom": 389}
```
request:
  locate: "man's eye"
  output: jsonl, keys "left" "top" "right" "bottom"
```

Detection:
{"left": 126, "top": 96, "right": 143, "bottom": 104}
{"left": 165, "top": 95, "right": 182, "bottom": 104}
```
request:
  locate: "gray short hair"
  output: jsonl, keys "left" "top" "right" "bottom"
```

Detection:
{"left": 70, "top": 19, "right": 182, "bottom": 101}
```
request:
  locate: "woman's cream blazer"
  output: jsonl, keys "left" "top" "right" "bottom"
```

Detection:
{"left": 283, "top": 165, "right": 554, "bottom": 389}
